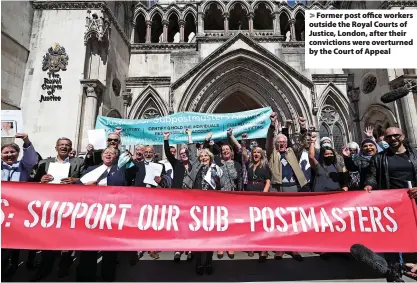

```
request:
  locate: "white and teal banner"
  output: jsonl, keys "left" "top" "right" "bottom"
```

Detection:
{"left": 95, "top": 107, "right": 272, "bottom": 145}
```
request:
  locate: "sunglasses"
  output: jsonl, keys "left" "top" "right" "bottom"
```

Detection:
{"left": 385, "top": 134, "right": 401, "bottom": 139}
{"left": 107, "top": 138, "right": 119, "bottom": 142}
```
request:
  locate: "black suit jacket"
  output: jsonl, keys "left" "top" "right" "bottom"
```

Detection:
{"left": 84, "top": 149, "right": 121, "bottom": 167}
{"left": 164, "top": 140, "right": 191, "bottom": 189}
{"left": 33, "top": 157, "right": 86, "bottom": 182}
{"left": 127, "top": 160, "right": 169, "bottom": 188}
{"left": 76, "top": 164, "right": 126, "bottom": 186}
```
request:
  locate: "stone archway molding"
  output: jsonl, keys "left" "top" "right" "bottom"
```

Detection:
{"left": 361, "top": 104, "right": 398, "bottom": 128}
{"left": 128, "top": 85, "right": 168, "bottom": 119}
{"left": 317, "top": 83, "right": 354, "bottom": 142}
{"left": 105, "top": 108, "right": 122, "bottom": 118}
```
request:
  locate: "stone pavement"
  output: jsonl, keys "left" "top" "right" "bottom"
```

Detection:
{"left": 4, "top": 251, "right": 417, "bottom": 282}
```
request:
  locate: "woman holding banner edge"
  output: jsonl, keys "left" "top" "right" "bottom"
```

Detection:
{"left": 183, "top": 128, "right": 226, "bottom": 275}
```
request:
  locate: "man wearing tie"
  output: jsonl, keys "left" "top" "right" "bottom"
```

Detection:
{"left": 31, "top": 137, "right": 86, "bottom": 281}
{"left": 127, "top": 145, "right": 171, "bottom": 260}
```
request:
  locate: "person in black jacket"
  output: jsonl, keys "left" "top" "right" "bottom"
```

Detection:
{"left": 84, "top": 127, "right": 122, "bottom": 167}
{"left": 163, "top": 131, "right": 193, "bottom": 262}
{"left": 75, "top": 147, "right": 127, "bottom": 282}
{"left": 364, "top": 127, "right": 417, "bottom": 282}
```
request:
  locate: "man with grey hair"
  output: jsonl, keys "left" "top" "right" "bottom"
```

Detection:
{"left": 266, "top": 113, "right": 308, "bottom": 262}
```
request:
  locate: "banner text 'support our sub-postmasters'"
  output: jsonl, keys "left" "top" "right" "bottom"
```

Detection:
{"left": 2, "top": 181, "right": 417, "bottom": 252}
{"left": 95, "top": 107, "right": 273, "bottom": 145}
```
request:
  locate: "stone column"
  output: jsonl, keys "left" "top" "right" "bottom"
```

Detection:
{"left": 162, "top": 20, "right": 169, "bottom": 42}
{"left": 389, "top": 75, "right": 417, "bottom": 148}
{"left": 197, "top": 10, "right": 205, "bottom": 36}
{"left": 273, "top": 12, "right": 281, "bottom": 35}
{"left": 146, "top": 20, "right": 152, "bottom": 43}
{"left": 223, "top": 12, "right": 229, "bottom": 35}
{"left": 289, "top": 19, "right": 296, "bottom": 41}
{"left": 130, "top": 21, "right": 136, "bottom": 43}
{"left": 248, "top": 12, "right": 254, "bottom": 35}
{"left": 348, "top": 88, "right": 362, "bottom": 141}
{"left": 79, "top": 79, "right": 105, "bottom": 151}
{"left": 122, "top": 91, "right": 133, "bottom": 118}
{"left": 179, "top": 20, "right": 185, "bottom": 42}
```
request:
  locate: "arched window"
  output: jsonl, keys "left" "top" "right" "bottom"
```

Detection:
{"left": 168, "top": 13, "right": 180, "bottom": 43}
{"left": 333, "top": 123, "right": 344, "bottom": 153}
{"left": 253, "top": 3, "right": 273, "bottom": 30}
{"left": 184, "top": 13, "right": 197, "bottom": 43}
{"left": 319, "top": 105, "right": 346, "bottom": 153}
{"left": 229, "top": 3, "right": 249, "bottom": 30}
{"left": 319, "top": 123, "right": 330, "bottom": 139}
{"left": 204, "top": 3, "right": 224, "bottom": 30}
{"left": 294, "top": 12, "right": 305, "bottom": 41}
{"left": 279, "top": 12, "right": 290, "bottom": 36}
{"left": 151, "top": 13, "right": 163, "bottom": 43}
{"left": 135, "top": 14, "right": 146, "bottom": 43}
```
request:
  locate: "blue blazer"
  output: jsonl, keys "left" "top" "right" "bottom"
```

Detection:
{"left": 77, "top": 165, "right": 127, "bottom": 186}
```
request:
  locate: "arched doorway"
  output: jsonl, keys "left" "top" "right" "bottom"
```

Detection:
{"left": 213, "top": 91, "right": 266, "bottom": 148}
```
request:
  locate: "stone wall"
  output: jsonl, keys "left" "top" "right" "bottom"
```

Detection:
{"left": 20, "top": 9, "right": 87, "bottom": 158}
{"left": 1, "top": 1, "right": 34, "bottom": 109}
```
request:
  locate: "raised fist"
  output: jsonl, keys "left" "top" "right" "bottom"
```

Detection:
{"left": 114, "top": 127, "right": 122, "bottom": 135}
{"left": 227, "top": 128, "right": 233, "bottom": 136}
{"left": 15, "top": 133, "right": 29, "bottom": 141}
{"left": 163, "top": 132, "right": 170, "bottom": 140}
{"left": 242, "top": 133, "right": 248, "bottom": 140}
{"left": 270, "top": 112, "right": 278, "bottom": 124}
{"left": 185, "top": 128, "right": 191, "bottom": 135}
{"left": 86, "top": 144, "right": 94, "bottom": 153}
{"left": 206, "top": 132, "right": 212, "bottom": 141}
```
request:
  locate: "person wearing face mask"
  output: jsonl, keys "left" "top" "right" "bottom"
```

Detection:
{"left": 364, "top": 127, "right": 417, "bottom": 282}
{"left": 183, "top": 129, "right": 225, "bottom": 276}
{"left": 163, "top": 132, "right": 194, "bottom": 262}
{"left": 266, "top": 113, "right": 308, "bottom": 261}
{"left": 75, "top": 147, "right": 127, "bottom": 282}
{"left": 309, "top": 133, "right": 348, "bottom": 192}
{"left": 1, "top": 133, "right": 38, "bottom": 280}
{"left": 31, "top": 137, "right": 86, "bottom": 281}
{"left": 343, "top": 126, "right": 382, "bottom": 191}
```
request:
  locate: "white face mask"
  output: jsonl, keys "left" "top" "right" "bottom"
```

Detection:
{"left": 144, "top": 158, "right": 153, "bottom": 162}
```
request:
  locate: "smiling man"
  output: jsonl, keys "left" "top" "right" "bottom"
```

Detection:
{"left": 85, "top": 128, "right": 123, "bottom": 167}
{"left": 31, "top": 137, "right": 86, "bottom": 281}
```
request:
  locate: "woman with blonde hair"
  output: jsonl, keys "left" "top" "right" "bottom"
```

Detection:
{"left": 242, "top": 144, "right": 272, "bottom": 261}
{"left": 183, "top": 129, "right": 225, "bottom": 276}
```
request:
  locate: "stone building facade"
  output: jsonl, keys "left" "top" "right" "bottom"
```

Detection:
{"left": 2, "top": 0, "right": 417, "bottom": 158}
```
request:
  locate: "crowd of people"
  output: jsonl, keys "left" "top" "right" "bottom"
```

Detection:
{"left": 1, "top": 112, "right": 417, "bottom": 282}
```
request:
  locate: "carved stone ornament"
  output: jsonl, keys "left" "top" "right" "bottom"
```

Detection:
{"left": 42, "top": 43, "right": 69, "bottom": 72}
{"left": 320, "top": 106, "right": 339, "bottom": 125}
{"left": 143, "top": 107, "right": 161, "bottom": 119}
{"left": 84, "top": 10, "right": 111, "bottom": 45}
{"left": 122, "top": 91, "right": 133, "bottom": 107}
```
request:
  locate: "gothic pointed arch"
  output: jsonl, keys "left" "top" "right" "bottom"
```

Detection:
{"left": 175, "top": 45, "right": 314, "bottom": 128}
{"left": 292, "top": 5, "right": 305, "bottom": 18}
{"left": 318, "top": 83, "right": 352, "bottom": 145}
{"left": 277, "top": 6, "right": 292, "bottom": 19}
{"left": 166, "top": 5, "right": 181, "bottom": 22}
{"left": 251, "top": 1, "right": 274, "bottom": 14}
{"left": 133, "top": 6, "right": 148, "bottom": 22}
{"left": 182, "top": 5, "right": 197, "bottom": 21}
{"left": 105, "top": 109, "right": 122, "bottom": 118}
{"left": 361, "top": 104, "right": 397, "bottom": 136}
{"left": 226, "top": 0, "right": 251, "bottom": 14}
{"left": 148, "top": 6, "right": 164, "bottom": 22}
{"left": 128, "top": 86, "right": 168, "bottom": 119}
{"left": 201, "top": 0, "right": 226, "bottom": 14}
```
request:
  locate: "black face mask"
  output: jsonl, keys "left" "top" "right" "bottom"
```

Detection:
{"left": 323, "top": 156, "right": 335, "bottom": 165}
